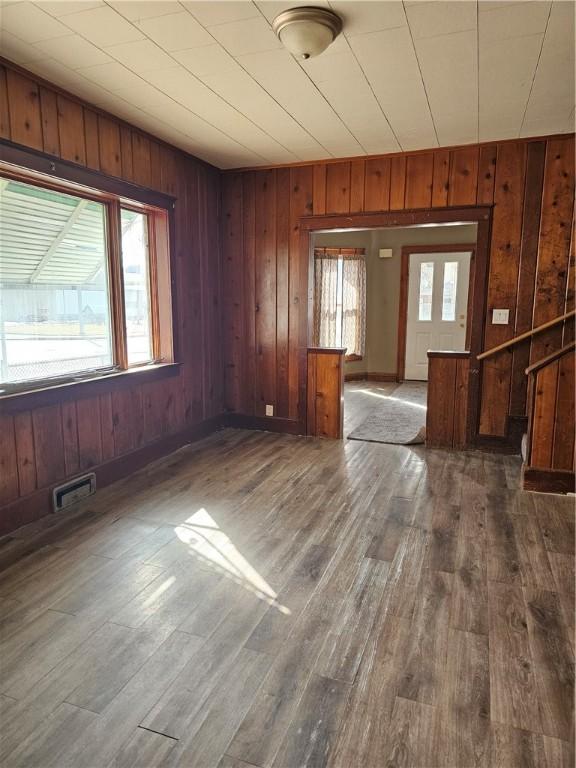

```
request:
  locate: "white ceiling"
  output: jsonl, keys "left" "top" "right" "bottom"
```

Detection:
{"left": 1, "top": 0, "right": 574, "bottom": 169}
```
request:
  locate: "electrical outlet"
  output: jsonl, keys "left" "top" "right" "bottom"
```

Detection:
{"left": 265, "top": 404, "right": 274, "bottom": 416}
{"left": 492, "top": 309, "right": 510, "bottom": 325}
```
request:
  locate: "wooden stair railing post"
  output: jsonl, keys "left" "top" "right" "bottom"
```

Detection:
{"left": 522, "top": 342, "right": 575, "bottom": 494}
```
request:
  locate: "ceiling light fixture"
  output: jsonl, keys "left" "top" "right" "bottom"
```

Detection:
{"left": 272, "top": 6, "right": 342, "bottom": 60}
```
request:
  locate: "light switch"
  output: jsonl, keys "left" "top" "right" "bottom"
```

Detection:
{"left": 265, "top": 404, "right": 274, "bottom": 416}
{"left": 492, "top": 309, "right": 510, "bottom": 325}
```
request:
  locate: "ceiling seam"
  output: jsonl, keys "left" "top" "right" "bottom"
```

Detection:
{"left": 252, "top": 1, "right": 368, "bottom": 155}
{"left": 326, "top": 0, "right": 403, "bottom": 153}
{"left": 25, "top": 0, "right": 275, "bottom": 165}
{"left": 401, "top": 0, "right": 440, "bottom": 148}
{"left": 476, "top": 0, "right": 480, "bottom": 144}
{"left": 518, "top": 0, "right": 553, "bottom": 138}
{"left": 98, "top": 0, "right": 296, "bottom": 163}
{"left": 180, "top": 1, "right": 333, "bottom": 160}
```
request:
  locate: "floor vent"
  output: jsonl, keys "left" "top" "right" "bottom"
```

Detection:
{"left": 52, "top": 473, "right": 96, "bottom": 511}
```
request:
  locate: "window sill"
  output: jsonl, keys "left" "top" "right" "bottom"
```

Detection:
{"left": 0, "top": 362, "right": 180, "bottom": 414}
{"left": 345, "top": 354, "right": 363, "bottom": 362}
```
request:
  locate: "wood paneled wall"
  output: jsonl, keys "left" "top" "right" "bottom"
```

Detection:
{"left": 523, "top": 345, "right": 575, "bottom": 493}
{"left": 222, "top": 136, "right": 575, "bottom": 440}
{"left": 306, "top": 348, "right": 345, "bottom": 439}
{"left": 426, "top": 352, "right": 470, "bottom": 450}
{"left": 0, "top": 63, "right": 222, "bottom": 529}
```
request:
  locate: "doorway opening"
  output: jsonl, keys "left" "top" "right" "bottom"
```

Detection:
{"left": 310, "top": 221, "right": 479, "bottom": 444}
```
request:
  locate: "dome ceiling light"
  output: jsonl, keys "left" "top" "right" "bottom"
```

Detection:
{"left": 272, "top": 6, "right": 343, "bottom": 60}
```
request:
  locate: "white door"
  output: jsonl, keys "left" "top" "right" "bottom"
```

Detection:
{"left": 404, "top": 251, "right": 471, "bottom": 381}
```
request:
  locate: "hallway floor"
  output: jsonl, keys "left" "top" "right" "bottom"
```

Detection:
{"left": 0, "top": 427, "right": 573, "bottom": 767}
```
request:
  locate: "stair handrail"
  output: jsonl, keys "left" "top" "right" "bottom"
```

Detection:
{"left": 477, "top": 310, "right": 575, "bottom": 361}
{"left": 525, "top": 340, "right": 575, "bottom": 377}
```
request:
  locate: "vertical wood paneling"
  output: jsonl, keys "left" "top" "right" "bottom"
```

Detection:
{"left": 0, "top": 415, "right": 19, "bottom": 506}
{"left": 61, "top": 401, "right": 80, "bottom": 477}
{"left": 254, "top": 170, "right": 277, "bottom": 416}
{"left": 120, "top": 126, "right": 134, "bottom": 181}
{"left": 552, "top": 353, "right": 575, "bottom": 470}
{"left": 426, "top": 357, "right": 456, "bottom": 448}
{"left": 390, "top": 156, "right": 406, "bottom": 210}
{"left": 222, "top": 174, "right": 244, "bottom": 412}
{"left": 531, "top": 136, "right": 576, "bottom": 363}
{"left": 142, "top": 382, "right": 164, "bottom": 444}
{"left": 530, "top": 363, "right": 559, "bottom": 467}
{"left": 289, "top": 166, "right": 314, "bottom": 421}
{"left": 477, "top": 144, "right": 497, "bottom": 204}
{"left": 350, "top": 159, "right": 365, "bottom": 213}
{"left": 2, "top": 54, "right": 575, "bottom": 515}
{"left": 196, "top": 165, "right": 209, "bottom": 420}
{"left": 132, "top": 133, "right": 152, "bottom": 187}
{"left": 242, "top": 173, "right": 257, "bottom": 415}
{"left": 510, "top": 141, "right": 546, "bottom": 416}
{"left": 77, "top": 397, "right": 103, "bottom": 470}
{"left": 448, "top": 147, "right": 479, "bottom": 205}
{"left": 149, "top": 141, "right": 162, "bottom": 186}
{"left": 39, "top": 87, "right": 59, "bottom": 156}
{"left": 6, "top": 69, "right": 42, "bottom": 150}
{"left": 98, "top": 393, "right": 115, "bottom": 462}
{"left": 1, "top": 61, "right": 223, "bottom": 523}
{"left": 326, "top": 162, "right": 351, "bottom": 214}
{"left": 426, "top": 355, "right": 470, "bottom": 449}
{"left": 57, "top": 95, "right": 86, "bottom": 165}
{"left": 14, "top": 412, "right": 37, "bottom": 497}
{"left": 313, "top": 163, "right": 326, "bottom": 214}
{"left": 563, "top": 217, "right": 575, "bottom": 345}
{"left": 0, "top": 67, "right": 11, "bottom": 139}
{"left": 219, "top": 134, "right": 574, "bottom": 449}
{"left": 480, "top": 141, "right": 527, "bottom": 436}
{"left": 32, "top": 405, "right": 65, "bottom": 489}
{"left": 111, "top": 390, "right": 135, "bottom": 456}
{"left": 405, "top": 153, "right": 433, "bottom": 209}
{"left": 307, "top": 350, "right": 344, "bottom": 439}
{"left": 276, "top": 168, "right": 291, "bottom": 418}
{"left": 83, "top": 109, "right": 100, "bottom": 170}
{"left": 364, "top": 158, "right": 390, "bottom": 212}
{"left": 98, "top": 116, "right": 121, "bottom": 177}
{"left": 431, "top": 150, "right": 450, "bottom": 207}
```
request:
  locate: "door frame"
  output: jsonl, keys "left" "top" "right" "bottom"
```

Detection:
{"left": 397, "top": 243, "right": 476, "bottom": 382}
{"left": 298, "top": 206, "right": 492, "bottom": 444}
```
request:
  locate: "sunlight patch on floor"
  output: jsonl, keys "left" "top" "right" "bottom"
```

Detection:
{"left": 357, "top": 389, "right": 427, "bottom": 410}
{"left": 176, "top": 508, "right": 290, "bottom": 614}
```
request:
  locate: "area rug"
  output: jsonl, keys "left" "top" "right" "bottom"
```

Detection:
{"left": 347, "top": 382, "right": 427, "bottom": 445}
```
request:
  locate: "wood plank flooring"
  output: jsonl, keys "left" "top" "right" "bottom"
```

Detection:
{"left": 0, "top": 386, "right": 573, "bottom": 767}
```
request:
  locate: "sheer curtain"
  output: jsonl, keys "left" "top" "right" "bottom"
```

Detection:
{"left": 342, "top": 254, "right": 366, "bottom": 357}
{"left": 313, "top": 248, "right": 366, "bottom": 357}
{"left": 313, "top": 252, "right": 339, "bottom": 347}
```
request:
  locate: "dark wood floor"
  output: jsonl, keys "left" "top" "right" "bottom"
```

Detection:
{"left": 0, "top": 390, "right": 573, "bottom": 767}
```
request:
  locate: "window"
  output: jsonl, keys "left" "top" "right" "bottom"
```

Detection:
{"left": 313, "top": 248, "right": 366, "bottom": 357}
{"left": 0, "top": 171, "right": 172, "bottom": 393}
{"left": 121, "top": 209, "right": 153, "bottom": 365}
{"left": 441, "top": 261, "right": 458, "bottom": 321}
{"left": 418, "top": 262, "right": 434, "bottom": 321}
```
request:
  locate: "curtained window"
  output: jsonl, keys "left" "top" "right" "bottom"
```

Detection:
{"left": 313, "top": 248, "right": 366, "bottom": 357}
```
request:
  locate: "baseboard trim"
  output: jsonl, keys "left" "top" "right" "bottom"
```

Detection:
{"left": 522, "top": 465, "right": 575, "bottom": 494}
{"left": 473, "top": 434, "right": 520, "bottom": 454}
{"left": 224, "top": 413, "right": 304, "bottom": 435}
{"left": 345, "top": 372, "right": 397, "bottom": 382}
{"left": 0, "top": 414, "right": 224, "bottom": 537}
